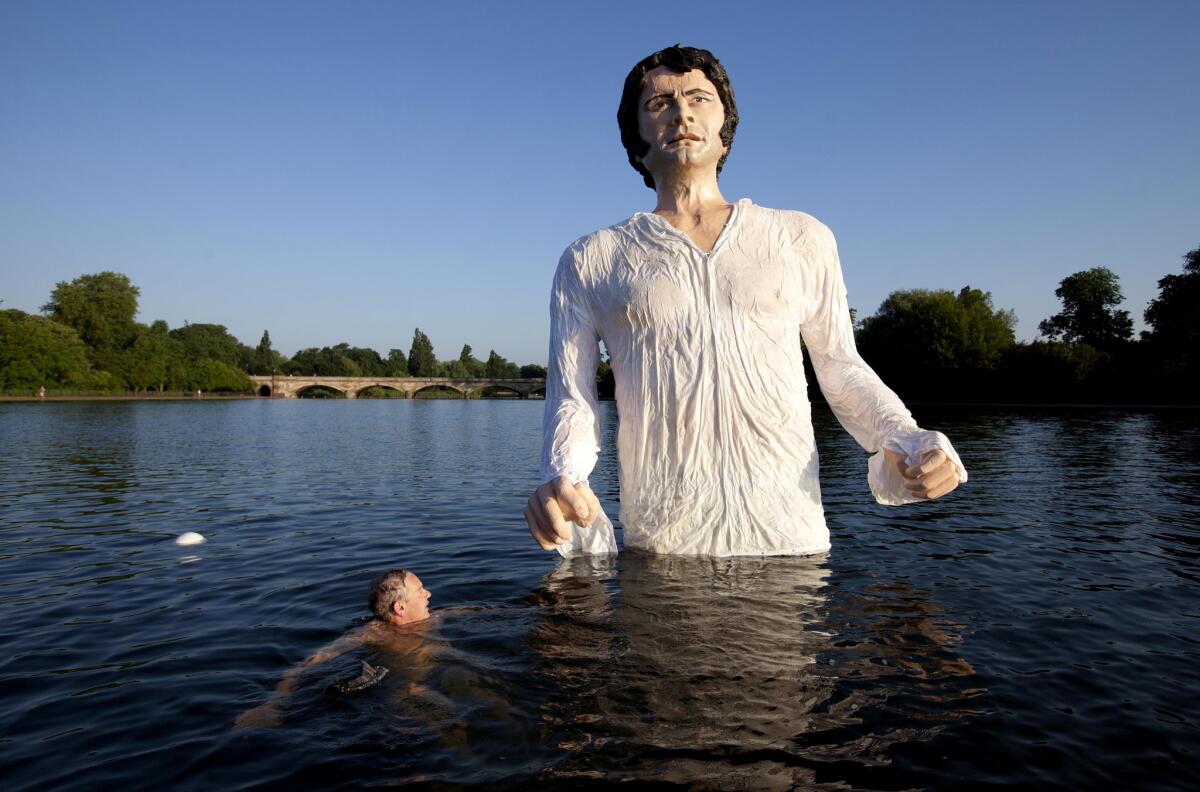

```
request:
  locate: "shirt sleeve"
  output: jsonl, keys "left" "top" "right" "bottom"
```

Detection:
{"left": 799, "top": 220, "right": 968, "bottom": 505}
{"left": 539, "top": 247, "right": 603, "bottom": 487}
{"left": 539, "top": 247, "right": 618, "bottom": 557}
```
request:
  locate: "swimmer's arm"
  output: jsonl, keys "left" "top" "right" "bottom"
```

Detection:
{"left": 275, "top": 629, "right": 367, "bottom": 694}
{"left": 234, "top": 627, "right": 366, "bottom": 729}
{"left": 433, "top": 605, "right": 491, "bottom": 617}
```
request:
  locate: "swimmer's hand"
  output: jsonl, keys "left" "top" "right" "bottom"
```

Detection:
{"left": 524, "top": 476, "right": 601, "bottom": 551}
{"left": 233, "top": 700, "right": 283, "bottom": 730}
{"left": 883, "top": 448, "right": 960, "bottom": 500}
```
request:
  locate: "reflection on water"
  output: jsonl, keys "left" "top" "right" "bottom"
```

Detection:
{"left": 243, "top": 553, "right": 980, "bottom": 789}
{"left": 0, "top": 401, "right": 1198, "bottom": 790}
{"left": 528, "top": 552, "right": 979, "bottom": 789}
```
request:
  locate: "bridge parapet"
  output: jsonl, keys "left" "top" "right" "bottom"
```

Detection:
{"left": 248, "top": 375, "right": 546, "bottom": 400}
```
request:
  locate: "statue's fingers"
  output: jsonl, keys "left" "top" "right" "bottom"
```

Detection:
{"left": 904, "top": 463, "right": 959, "bottom": 497}
{"left": 579, "top": 485, "right": 602, "bottom": 527}
{"left": 542, "top": 496, "right": 573, "bottom": 544}
{"left": 918, "top": 449, "right": 948, "bottom": 474}
{"left": 926, "top": 476, "right": 960, "bottom": 500}
{"left": 524, "top": 503, "right": 556, "bottom": 551}
{"left": 571, "top": 482, "right": 600, "bottom": 526}
{"left": 902, "top": 469, "right": 939, "bottom": 494}
{"left": 905, "top": 449, "right": 946, "bottom": 479}
{"left": 923, "top": 464, "right": 960, "bottom": 496}
{"left": 524, "top": 503, "right": 549, "bottom": 549}
{"left": 552, "top": 477, "right": 591, "bottom": 524}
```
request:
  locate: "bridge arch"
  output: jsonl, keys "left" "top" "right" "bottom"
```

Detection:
{"left": 352, "top": 383, "right": 407, "bottom": 399}
{"left": 411, "top": 383, "right": 467, "bottom": 398}
{"left": 476, "top": 384, "right": 523, "bottom": 399}
{"left": 257, "top": 384, "right": 272, "bottom": 397}
{"left": 294, "top": 383, "right": 348, "bottom": 399}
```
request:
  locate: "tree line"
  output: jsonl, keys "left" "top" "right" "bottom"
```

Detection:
{"left": 0, "top": 272, "right": 546, "bottom": 394}
{"left": 3, "top": 244, "right": 1196, "bottom": 403}
{"left": 848, "top": 245, "right": 1198, "bottom": 405}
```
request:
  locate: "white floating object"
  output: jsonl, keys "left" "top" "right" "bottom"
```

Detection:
{"left": 175, "top": 532, "right": 206, "bottom": 546}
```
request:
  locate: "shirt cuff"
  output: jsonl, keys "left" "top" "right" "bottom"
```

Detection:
{"left": 555, "top": 505, "right": 618, "bottom": 557}
{"left": 539, "top": 468, "right": 590, "bottom": 488}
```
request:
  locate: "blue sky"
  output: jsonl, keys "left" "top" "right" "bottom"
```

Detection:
{"left": 2, "top": 1, "right": 1196, "bottom": 364}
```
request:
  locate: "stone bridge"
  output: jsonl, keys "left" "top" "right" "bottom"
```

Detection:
{"left": 249, "top": 375, "right": 546, "bottom": 400}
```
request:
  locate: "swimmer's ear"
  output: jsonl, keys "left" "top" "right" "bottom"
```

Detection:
{"left": 391, "top": 600, "right": 405, "bottom": 619}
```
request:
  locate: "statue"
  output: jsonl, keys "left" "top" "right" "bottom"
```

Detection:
{"left": 525, "top": 46, "right": 966, "bottom": 557}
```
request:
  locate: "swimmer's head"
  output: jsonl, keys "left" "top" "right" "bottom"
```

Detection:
{"left": 368, "top": 568, "right": 432, "bottom": 625}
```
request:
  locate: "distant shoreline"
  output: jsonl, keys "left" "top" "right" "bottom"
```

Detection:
{"left": 0, "top": 394, "right": 259, "bottom": 402}
{"left": 2, "top": 395, "right": 1195, "bottom": 409}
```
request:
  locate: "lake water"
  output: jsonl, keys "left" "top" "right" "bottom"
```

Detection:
{"left": 0, "top": 400, "right": 1196, "bottom": 790}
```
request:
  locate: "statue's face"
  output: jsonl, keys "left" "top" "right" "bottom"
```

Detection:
{"left": 636, "top": 66, "right": 727, "bottom": 181}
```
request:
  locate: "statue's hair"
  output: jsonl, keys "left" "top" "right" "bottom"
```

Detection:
{"left": 368, "top": 568, "right": 411, "bottom": 620}
{"left": 617, "top": 44, "right": 739, "bottom": 190}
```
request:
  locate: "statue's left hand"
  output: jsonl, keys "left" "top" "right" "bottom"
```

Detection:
{"left": 883, "top": 448, "right": 960, "bottom": 500}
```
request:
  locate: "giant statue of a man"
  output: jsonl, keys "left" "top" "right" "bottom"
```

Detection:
{"left": 524, "top": 45, "right": 967, "bottom": 557}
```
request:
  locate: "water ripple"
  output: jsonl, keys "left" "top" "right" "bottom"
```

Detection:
{"left": 0, "top": 402, "right": 1196, "bottom": 789}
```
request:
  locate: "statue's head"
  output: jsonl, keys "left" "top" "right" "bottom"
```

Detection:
{"left": 617, "top": 45, "right": 739, "bottom": 190}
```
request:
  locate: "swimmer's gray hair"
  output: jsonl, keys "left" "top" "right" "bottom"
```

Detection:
{"left": 368, "top": 568, "right": 411, "bottom": 620}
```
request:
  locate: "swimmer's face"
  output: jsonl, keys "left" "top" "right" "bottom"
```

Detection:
{"left": 397, "top": 573, "right": 432, "bottom": 624}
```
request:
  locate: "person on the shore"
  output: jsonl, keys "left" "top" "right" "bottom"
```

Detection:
{"left": 234, "top": 568, "right": 433, "bottom": 728}
{"left": 526, "top": 45, "right": 967, "bottom": 557}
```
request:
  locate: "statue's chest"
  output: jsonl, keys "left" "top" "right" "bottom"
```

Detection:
{"left": 593, "top": 246, "right": 804, "bottom": 335}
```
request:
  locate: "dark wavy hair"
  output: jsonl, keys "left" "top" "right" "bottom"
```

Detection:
{"left": 617, "top": 45, "right": 739, "bottom": 190}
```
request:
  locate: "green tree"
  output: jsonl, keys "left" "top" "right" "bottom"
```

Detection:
{"left": 857, "top": 286, "right": 1017, "bottom": 372}
{"left": 520, "top": 364, "right": 547, "bottom": 379}
{"left": 1001, "top": 340, "right": 1106, "bottom": 396}
{"left": 443, "top": 359, "right": 471, "bottom": 378}
{"left": 485, "top": 349, "right": 520, "bottom": 378}
{"left": 186, "top": 359, "right": 252, "bottom": 391}
{"left": 284, "top": 348, "right": 320, "bottom": 375}
{"left": 1143, "top": 245, "right": 1199, "bottom": 368}
{"left": 458, "top": 344, "right": 486, "bottom": 377}
{"left": 407, "top": 328, "right": 438, "bottom": 376}
{"left": 386, "top": 348, "right": 408, "bottom": 377}
{"left": 285, "top": 345, "right": 362, "bottom": 376}
{"left": 341, "top": 344, "right": 386, "bottom": 377}
{"left": 170, "top": 323, "right": 254, "bottom": 368}
{"left": 126, "top": 321, "right": 187, "bottom": 391}
{"left": 253, "top": 330, "right": 286, "bottom": 375}
{"left": 596, "top": 359, "right": 615, "bottom": 399}
{"left": 0, "top": 309, "right": 97, "bottom": 389}
{"left": 41, "top": 272, "right": 141, "bottom": 372}
{"left": 1038, "top": 267, "right": 1133, "bottom": 350}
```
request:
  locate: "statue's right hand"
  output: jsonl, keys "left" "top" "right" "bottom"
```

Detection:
{"left": 524, "top": 476, "right": 600, "bottom": 551}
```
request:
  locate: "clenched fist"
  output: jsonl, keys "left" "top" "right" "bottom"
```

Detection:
{"left": 883, "top": 447, "right": 960, "bottom": 500}
{"left": 524, "top": 476, "right": 601, "bottom": 550}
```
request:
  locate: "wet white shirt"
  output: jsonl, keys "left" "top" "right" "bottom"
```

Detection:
{"left": 539, "top": 198, "right": 967, "bottom": 557}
